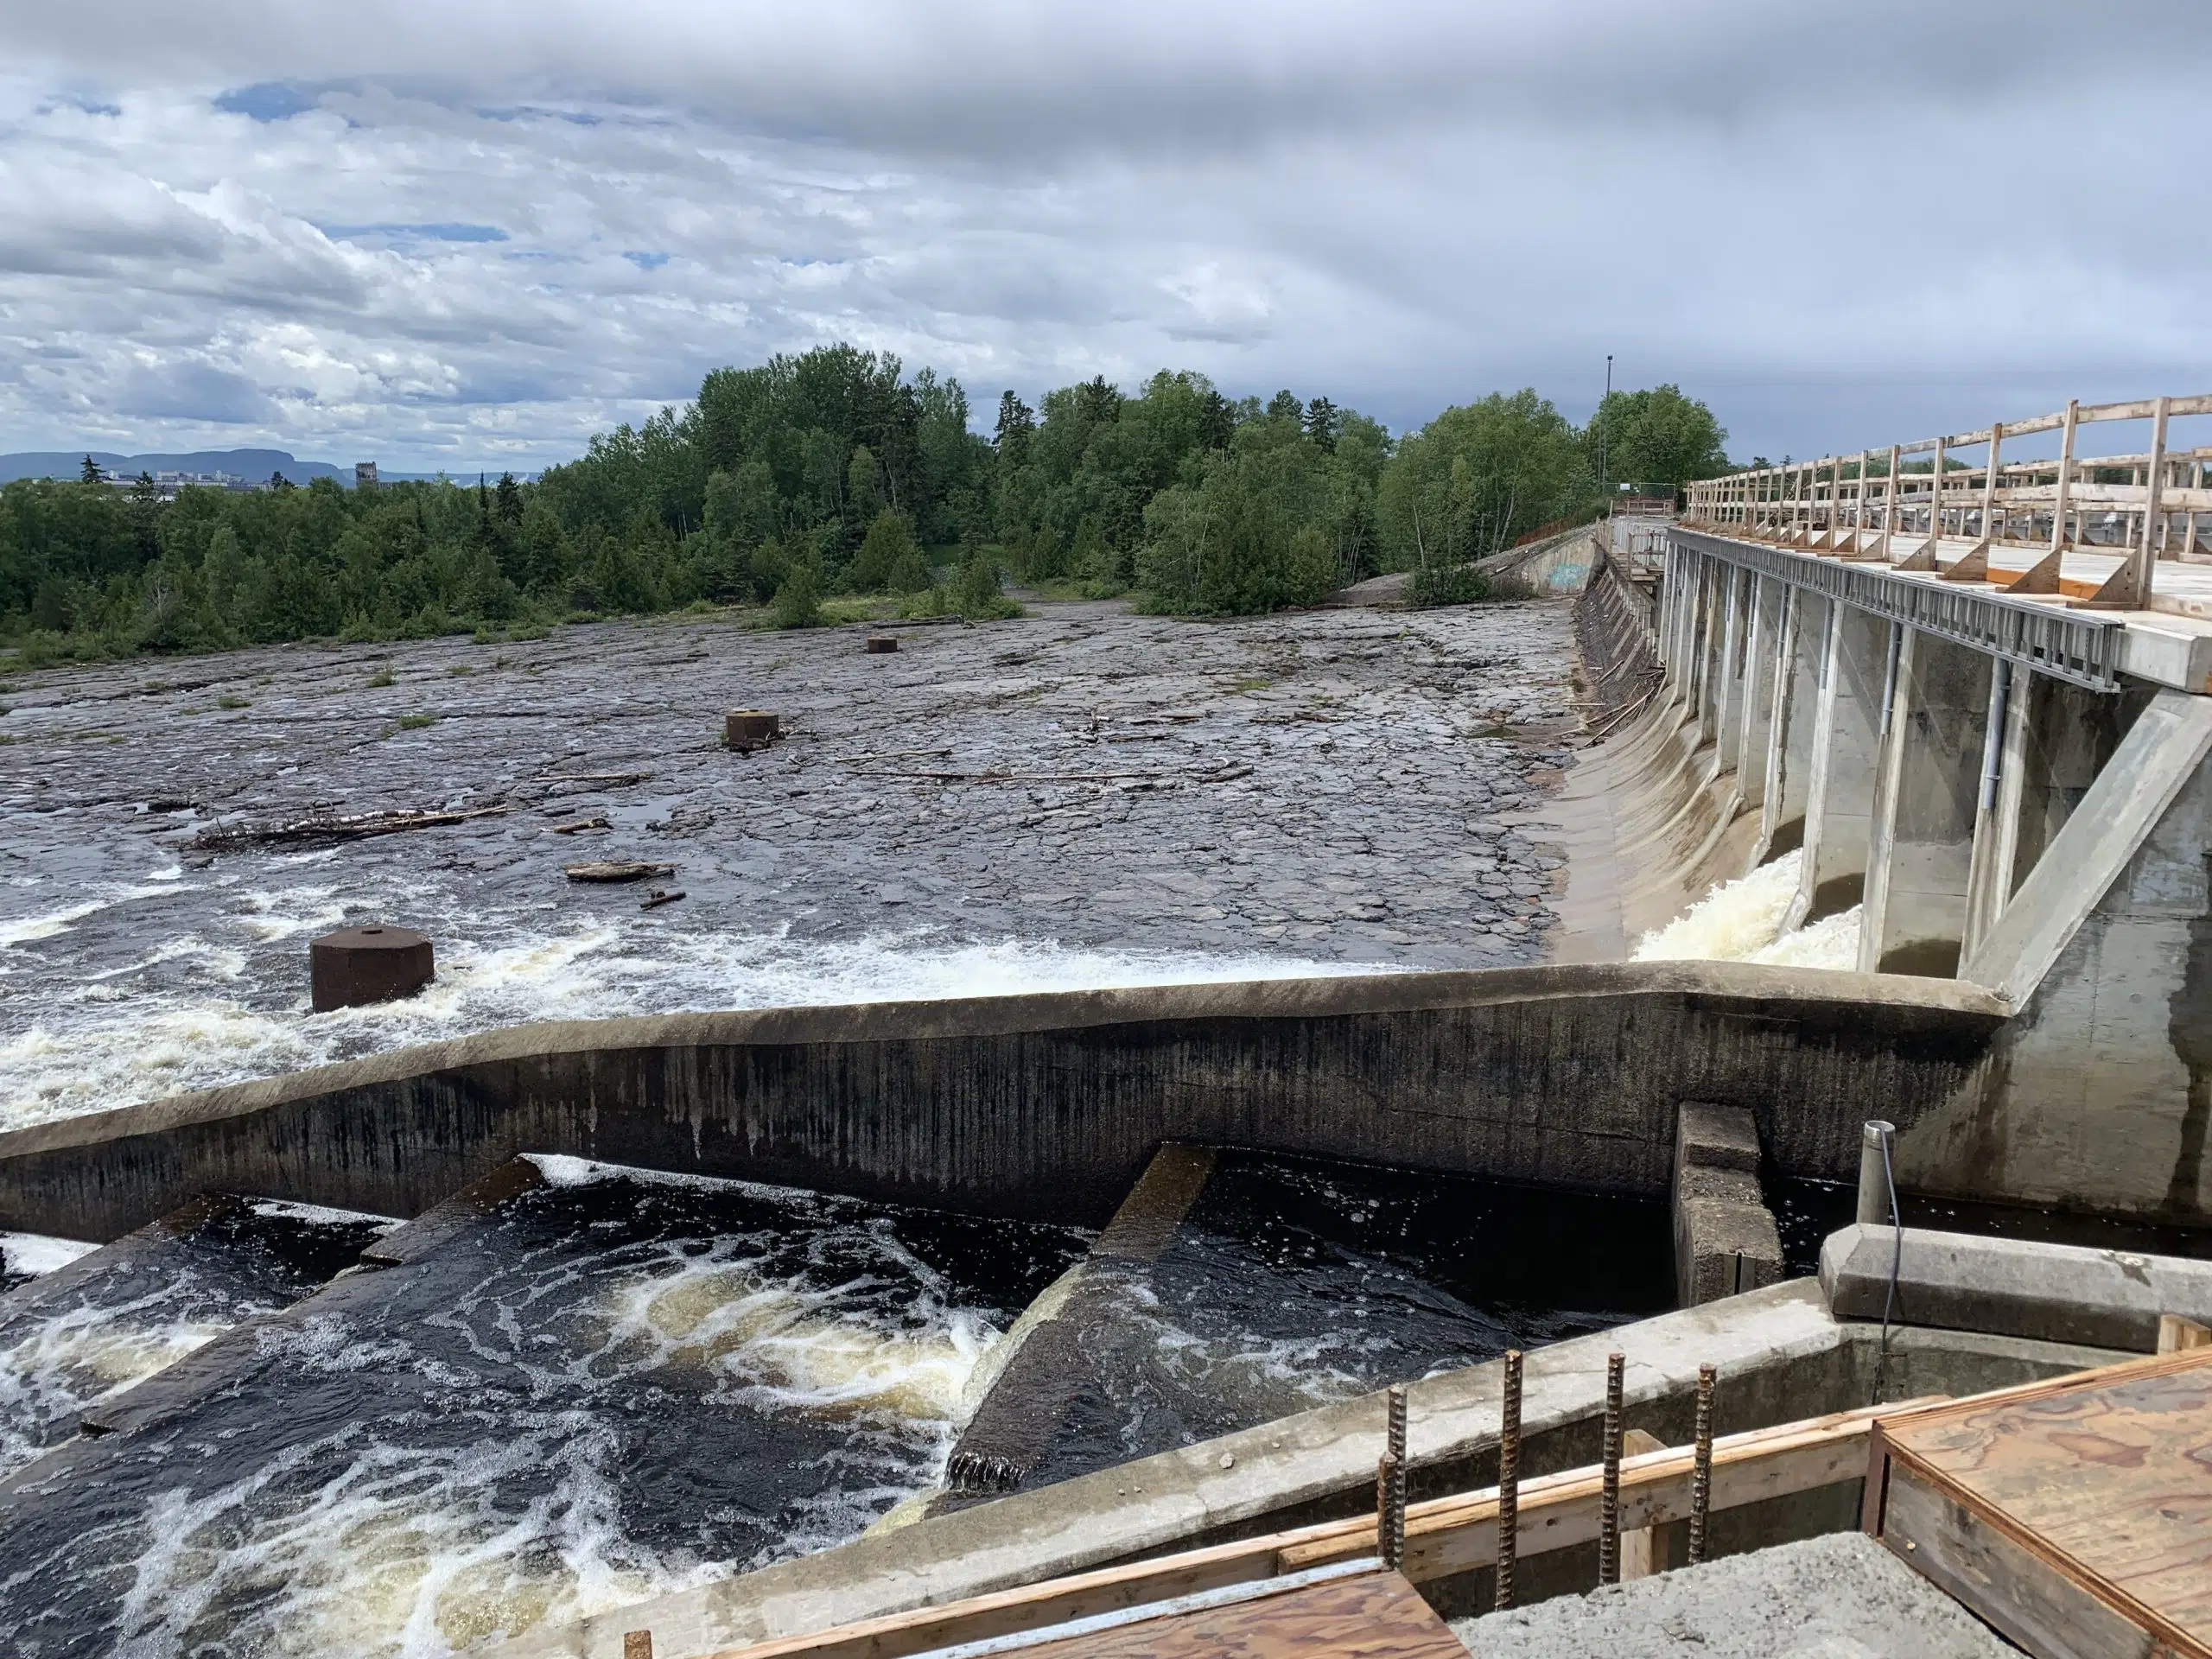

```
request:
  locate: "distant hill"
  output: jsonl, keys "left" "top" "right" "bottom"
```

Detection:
{"left": 0, "top": 450, "right": 480, "bottom": 487}
{"left": 0, "top": 449, "right": 349, "bottom": 486}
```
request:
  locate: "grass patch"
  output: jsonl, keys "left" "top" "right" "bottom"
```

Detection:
{"left": 448, "top": 664, "right": 473, "bottom": 677}
{"left": 366, "top": 664, "right": 395, "bottom": 688}
{"left": 393, "top": 712, "right": 438, "bottom": 731}
{"left": 216, "top": 695, "right": 251, "bottom": 709}
{"left": 1230, "top": 676, "right": 1273, "bottom": 693}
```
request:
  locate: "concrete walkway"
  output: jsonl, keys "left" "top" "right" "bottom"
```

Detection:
{"left": 1448, "top": 1532, "right": 2018, "bottom": 1657}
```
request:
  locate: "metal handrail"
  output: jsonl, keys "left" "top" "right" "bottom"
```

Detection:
{"left": 1669, "top": 529, "right": 2124, "bottom": 692}
{"left": 1680, "top": 395, "right": 2212, "bottom": 610}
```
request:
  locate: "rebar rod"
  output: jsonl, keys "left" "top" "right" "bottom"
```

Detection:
{"left": 1376, "top": 1452, "right": 1405, "bottom": 1572}
{"left": 1497, "top": 1348, "right": 1522, "bottom": 1610}
{"left": 1689, "top": 1363, "right": 1717, "bottom": 1565}
{"left": 1599, "top": 1351, "right": 1624, "bottom": 1586}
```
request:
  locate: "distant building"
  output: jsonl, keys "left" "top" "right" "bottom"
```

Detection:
{"left": 355, "top": 461, "right": 379, "bottom": 489}
{"left": 100, "top": 469, "right": 248, "bottom": 501}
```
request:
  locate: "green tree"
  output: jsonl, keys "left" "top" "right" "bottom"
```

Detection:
{"left": 1586, "top": 385, "right": 1728, "bottom": 489}
{"left": 79, "top": 455, "right": 103, "bottom": 485}
{"left": 1378, "top": 390, "right": 1592, "bottom": 578}
{"left": 849, "top": 508, "right": 927, "bottom": 593}
{"left": 771, "top": 560, "right": 822, "bottom": 627}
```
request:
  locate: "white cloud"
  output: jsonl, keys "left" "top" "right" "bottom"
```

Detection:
{"left": 0, "top": 1, "right": 2205, "bottom": 468}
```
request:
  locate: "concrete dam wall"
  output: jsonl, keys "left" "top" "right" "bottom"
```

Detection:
{"left": 8, "top": 515, "right": 2211, "bottom": 1241}
{"left": 0, "top": 962, "right": 1999, "bottom": 1243}
{"left": 1586, "top": 518, "right": 2212, "bottom": 1226}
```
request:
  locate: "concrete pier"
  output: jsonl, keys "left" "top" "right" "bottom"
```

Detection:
{"left": 1573, "top": 495, "right": 2212, "bottom": 1225}
{"left": 1670, "top": 1104, "right": 1783, "bottom": 1306}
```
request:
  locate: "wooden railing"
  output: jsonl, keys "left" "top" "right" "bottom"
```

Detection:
{"left": 1681, "top": 394, "right": 2212, "bottom": 609}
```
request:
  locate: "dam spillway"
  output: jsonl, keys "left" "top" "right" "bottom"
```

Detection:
{"left": 3, "top": 425, "right": 2212, "bottom": 1656}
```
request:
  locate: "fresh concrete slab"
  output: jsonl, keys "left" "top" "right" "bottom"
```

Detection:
{"left": 1448, "top": 1531, "right": 2019, "bottom": 1657}
{"left": 1821, "top": 1223, "right": 2212, "bottom": 1351}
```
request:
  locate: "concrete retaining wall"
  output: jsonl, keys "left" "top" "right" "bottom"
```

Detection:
{"left": 1477, "top": 523, "right": 1604, "bottom": 595}
{"left": 0, "top": 962, "right": 2004, "bottom": 1243}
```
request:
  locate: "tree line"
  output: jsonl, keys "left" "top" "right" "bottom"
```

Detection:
{"left": 0, "top": 345, "right": 1726, "bottom": 663}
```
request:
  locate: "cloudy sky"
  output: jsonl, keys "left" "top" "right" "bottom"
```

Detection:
{"left": 1, "top": 1, "right": 2205, "bottom": 471}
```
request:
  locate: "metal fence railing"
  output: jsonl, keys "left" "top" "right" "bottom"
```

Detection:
{"left": 1680, "top": 395, "right": 2212, "bottom": 610}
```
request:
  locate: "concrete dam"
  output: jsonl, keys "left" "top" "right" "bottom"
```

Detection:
{"left": 1, "top": 393, "right": 2209, "bottom": 1657}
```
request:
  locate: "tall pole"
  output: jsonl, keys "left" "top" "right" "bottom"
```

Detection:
{"left": 1599, "top": 354, "right": 1614, "bottom": 495}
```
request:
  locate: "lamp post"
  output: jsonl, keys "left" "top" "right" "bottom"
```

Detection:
{"left": 1599, "top": 354, "right": 1614, "bottom": 495}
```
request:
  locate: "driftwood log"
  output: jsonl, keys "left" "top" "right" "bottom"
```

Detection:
{"left": 189, "top": 805, "right": 507, "bottom": 850}
{"left": 564, "top": 861, "right": 676, "bottom": 883}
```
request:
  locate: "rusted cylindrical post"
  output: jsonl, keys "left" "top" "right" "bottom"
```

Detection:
{"left": 1387, "top": 1383, "right": 1407, "bottom": 1465}
{"left": 723, "top": 709, "right": 779, "bottom": 753}
{"left": 866, "top": 635, "right": 899, "bottom": 654}
{"left": 1497, "top": 1347, "right": 1522, "bottom": 1610}
{"left": 309, "top": 925, "right": 434, "bottom": 1012}
{"left": 1599, "top": 1351, "right": 1624, "bottom": 1586}
{"left": 1689, "top": 1363, "right": 1717, "bottom": 1564}
{"left": 1376, "top": 1453, "right": 1405, "bottom": 1572}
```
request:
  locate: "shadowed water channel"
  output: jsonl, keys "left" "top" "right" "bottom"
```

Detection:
{"left": 0, "top": 1154, "right": 1670, "bottom": 1657}
{"left": 976, "top": 1153, "right": 1673, "bottom": 1495}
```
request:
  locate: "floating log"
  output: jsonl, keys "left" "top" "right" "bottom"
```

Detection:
{"left": 640, "top": 887, "right": 686, "bottom": 910}
{"left": 549, "top": 816, "right": 609, "bottom": 836}
{"left": 564, "top": 861, "right": 676, "bottom": 883}
{"left": 191, "top": 804, "right": 507, "bottom": 850}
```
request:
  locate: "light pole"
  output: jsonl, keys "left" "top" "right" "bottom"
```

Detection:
{"left": 1599, "top": 354, "right": 1613, "bottom": 495}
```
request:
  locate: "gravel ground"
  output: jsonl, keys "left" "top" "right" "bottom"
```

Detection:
{"left": 1450, "top": 1532, "right": 2021, "bottom": 1657}
{"left": 0, "top": 596, "right": 1586, "bottom": 1121}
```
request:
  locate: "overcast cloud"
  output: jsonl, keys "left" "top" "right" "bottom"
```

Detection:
{"left": 1, "top": 1, "right": 2206, "bottom": 469}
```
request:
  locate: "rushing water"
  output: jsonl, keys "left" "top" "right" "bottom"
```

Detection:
{"left": 0, "top": 1160, "right": 1087, "bottom": 1658}
{"left": 1631, "top": 849, "right": 1862, "bottom": 969}
{"left": 0, "top": 1199, "right": 397, "bottom": 1479}
{"left": 989, "top": 1153, "right": 1674, "bottom": 1492}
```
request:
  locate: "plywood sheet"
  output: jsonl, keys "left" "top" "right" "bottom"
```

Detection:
{"left": 1876, "top": 1350, "right": 2212, "bottom": 1656}
{"left": 1014, "top": 1569, "right": 1465, "bottom": 1659}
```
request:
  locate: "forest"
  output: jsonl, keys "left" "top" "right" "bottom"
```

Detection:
{"left": 0, "top": 344, "right": 1726, "bottom": 664}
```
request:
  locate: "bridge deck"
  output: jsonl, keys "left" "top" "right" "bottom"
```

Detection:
{"left": 1675, "top": 526, "right": 2212, "bottom": 691}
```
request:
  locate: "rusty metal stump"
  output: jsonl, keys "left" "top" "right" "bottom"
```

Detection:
{"left": 865, "top": 635, "right": 899, "bottom": 654}
{"left": 310, "top": 925, "right": 434, "bottom": 1012}
{"left": 724, "top": 709, "right": 780, "bottom": 752}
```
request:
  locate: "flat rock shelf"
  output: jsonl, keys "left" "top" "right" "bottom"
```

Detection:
{"left": 0, "top": 598, "right": 1581, "bottom": 1128}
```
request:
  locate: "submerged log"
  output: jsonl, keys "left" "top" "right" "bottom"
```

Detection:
{"left": 190, "top": 804, "right": 507, "bottom": 850}
{"left": 564, "top": 861, "right": 676, "bottom": 883}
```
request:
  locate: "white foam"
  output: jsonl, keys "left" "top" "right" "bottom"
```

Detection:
{"left": 72, "top": 1211, "right": 1014, "bottom": 1656}
{"left": 0, "top": 919, "right": 1371, "bottom": 1128}
{"left": 0, "top": 1289, "right": 240, "bottom": 1476}
{"left": 0, "top": 1230, "right": 99, "bottom": 1278}
{"left": 1747, "top": 906, "right": 1862, "bottom": 970}
{"left": 1632, "top": 851, "right": 1802, "bottom": 963}
{"left": 248, "top": 1199, "right": 404, "bottom": 1231}
{"left": 0, "top": 880, "right": 200, "bottom": 949}
{"left": 1631, "top": 853, "right": 1868, "bottom": 972}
